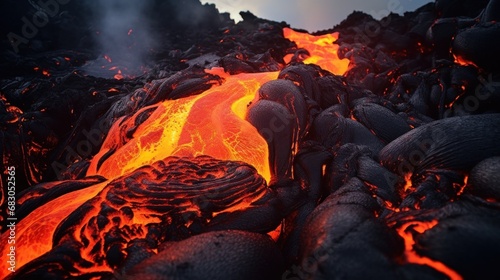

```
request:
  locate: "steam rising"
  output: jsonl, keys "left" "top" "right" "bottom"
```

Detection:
{"left": 82, "top": 0, "right": 153, "bottom": 78}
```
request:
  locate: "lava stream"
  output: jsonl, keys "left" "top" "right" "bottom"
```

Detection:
{"left": 397, "top": 220, "right": 463, "bottom": 280}
{"left": 87, "top": 71, "right": 279, "bottom": 182}
{"left": 283, "top": 27, "right": 349, "bottom": 75}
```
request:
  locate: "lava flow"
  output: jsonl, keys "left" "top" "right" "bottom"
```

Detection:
{"left": 0, "top": 65, "right": 279, "bottom": 272}
{"left": 87, "top": 70, "right": 279, "bottom": 182}
{"left": 453, "top": 54, "right": 478, "bottom": 68}
{"left": 0, "top": 71, "right": 280, "bottom": 276}
{"left": 1, "top": 28, "right": 349, "bottom": 277}
{"left": 87, "top": 27, "right": 350, "bottom": 182}
{"left": 397, "top": 220, "right": 463, "bottom": 280}
{"left": 283, "top": 27, "right": 349, "bottom": 75}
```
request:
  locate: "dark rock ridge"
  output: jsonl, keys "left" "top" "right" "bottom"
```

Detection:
{"left": 2, "top": 0, "right": 500, "bottom": 279}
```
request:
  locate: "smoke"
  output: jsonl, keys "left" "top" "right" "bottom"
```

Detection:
{"left": 82, "top": 0, "right": 154, "bottom": 78}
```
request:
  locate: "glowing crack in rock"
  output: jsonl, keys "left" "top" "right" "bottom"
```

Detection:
{"left": 397, "top": 220, "right": 463, "bottom": 280}
{"left": 0, "top": 28, "right": 353, "bottom": 278}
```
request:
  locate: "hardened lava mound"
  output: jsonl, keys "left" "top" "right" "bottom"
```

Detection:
{"left": 2, "top": 0, "right": 500, "bottom": 279}
{"left": 8, "top": 156, "right": 297, "bottom": 279}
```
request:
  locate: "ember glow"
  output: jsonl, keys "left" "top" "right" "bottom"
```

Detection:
{"left": 397, "top": 220, "right": 463, "bottom": 280}
{"left": 3, "top": 69, "right": 278, "bottom": 276}
{"left": 1, "top": 27, "right": 351, "bottom": 276}
{"left": 0, "top": 69, "right": 280, "bottom": 277}
{"left": 453, "top": 54, "right": 478, "bottom": 68}
{"left": 87, "top": 71, "right": 279, "bottom": 183}
{"left": 283, "top": 27, "right": 349, "bottom": 75}
{"left": 0, "top": 182, "right": 108, "bottom": 276}
{"left": 4, "top": 1, "right": 500, "bottom": 277}
{"left": 0, "top": 157, "right": 271, "bottom": 276}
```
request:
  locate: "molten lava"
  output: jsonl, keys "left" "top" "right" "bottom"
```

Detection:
{"left": 283, "top": 27, "right": 349, "bottom": 75}
{"left": 0, "top": 28, "right": 356, "bottom": 278}
{"left": 0, "top": 156, "right": 274, "bottom": 278}
{"left": 0, "top": 181, "right": 108, "bottom": 278}
{"left": 453, "top": 54, "right": 478, "bottom": 68}
{"left": 87, "top": 71, "right": 279, "bottom": 183}
{"left": 397, "top": 220, "right": 463, "bottom": 280}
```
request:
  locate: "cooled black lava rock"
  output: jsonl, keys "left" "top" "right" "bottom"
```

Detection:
{"left": 394, "top": 200, "right": 500, "bottom": 280}
{"left": 296, "top": 178, "right": 405, "bottom": 280}
{"left": 257, "top": 79, "right": 308, "bottom": 142}
{"left": 481, "top": 0, "right": 500, "bottom": 22}
{"left": 9, "top": 156, "right": 301, "bottom": 279}
{"left": 312, "top": 106, "right": 385, "bottom": 155}
{"left": 246, "top": 100, "right": 296, "bottom": 183}
{"left": 126, "top": 230, "right": 284, "bottom": 280}
{"left": 467, "top": 157, "right": 500, "bottom": 200}
{"left": 453, "top": 23, "right": 500, "bottom": 72}
{"left": 352, "top": 102, "right": 411, "bottom": 144}
{"left": 380, "top": 114, "right": 500, "bottom": 177}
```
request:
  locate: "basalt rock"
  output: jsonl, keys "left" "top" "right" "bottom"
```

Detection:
{"left": 246, "top": 100, "right": 296, "bottom": 184}
{"left": 388, "top": 200, "right": 500, "bottom": 280}
{"left": 296, "top": 178, "right": 406, "bottom": 280}
{"left": 312, "top": 107, "right": 385, "bottom": 155}
{"left": 9, "top": 156, "right": 300, "bottom": 278}
{"left": 467, "top": 157, "right": 500, "bottom": 200}
{"left": 257, "top": 79, "right": 308, "bottom": 143}
{"left": 380, "top": 114, "right": 500, "bottom": 177}
{"left": 352, "top": 103, "right": 412, "bottom": 144}
{"left": 453, "top": 23, "right": 500, "bottom": 72}
{"left": 126, "top": 230, "right": 284, "bottom": 280}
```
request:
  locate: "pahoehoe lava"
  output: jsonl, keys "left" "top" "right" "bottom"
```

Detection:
{"left": 2, "top": 0, "right": 500, "bottom": 279}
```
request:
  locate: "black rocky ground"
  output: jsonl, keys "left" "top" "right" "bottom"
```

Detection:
{"left": 2, "top": 0, "right": 500, "bottom": 279}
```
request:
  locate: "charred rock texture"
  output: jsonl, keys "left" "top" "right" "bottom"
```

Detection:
{"left": 246, "top": 100, "right": 297, "bottom": 184}
{"left": 379, "top": 114, "right": 500, "bottom": 177}
{"left": 388, "top": 200, "right": 500, "bottom": 280}
{"left": 352, "top": 103, "right": 411, "bottom": 143}
{"left": 295, "top": 178, "right": 407, "bottom": 280}
{"left": 10, "top": 156, "right": 299, "bottom": 278}
{"left": 312, "top": 106, "right": 385, "bottom": 154}
{"left": 453, "top": 23, "right": 500, "bottom": 72}
{"left": 467, "top": 157, "right": 500, "bottom": 200}
{"left": 257, "top": 79, "right": 308, "bottom": 140}
{"left": 126, "top": 230, "right": 284, "bottom": 280}
{"left": 3, "top": 0, "right": 500, "bottom": 279}
{"left": 326, "top": 144, "right": 398, "bottom": 203}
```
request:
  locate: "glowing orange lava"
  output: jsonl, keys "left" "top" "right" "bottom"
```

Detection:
{"left": 403, "top": 174, "right": 413, "bottom": 192}
{"left": 0, "top": 181, "right": 108, "bottom": 279}
{"left": 397, "top": 220, "right": 463, "bottom": 280}
{"left": 0, "top": 28, "right": 356, "bottom": 277}
{"left": 453, "top": 54, "right": 478, "bottom": 68}
{"left": 87, "top": 71, "right": 278, "bottom": 183}
{"left": 0, "top": 72, "right": 279, "bottom": 278}
{"left": 283, "top": 27, "right": 349, "bottom": 75}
